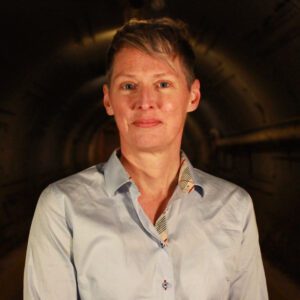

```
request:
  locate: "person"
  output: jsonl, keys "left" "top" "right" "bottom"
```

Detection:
{"left": 24, "top": 18, "right": 268, "bottom": 299}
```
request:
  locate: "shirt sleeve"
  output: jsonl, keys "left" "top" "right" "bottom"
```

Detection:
{"left": 24, "top": 184, "right": 78, "bottom": 300}
{"left": 229, "top": 193, "right": 268, "bottom": 300}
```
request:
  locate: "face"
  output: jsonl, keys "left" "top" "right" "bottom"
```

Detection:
{"left": 103, "top": 47, "right": 200, "bottom": 153}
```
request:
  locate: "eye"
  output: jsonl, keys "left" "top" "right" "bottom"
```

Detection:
{"left": 158, "top": 81, "right": 170, "bottom": 88}
{"left": 121, "top": 82, "right": 136, "bottom": 90}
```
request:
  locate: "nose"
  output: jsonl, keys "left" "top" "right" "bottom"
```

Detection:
{"left": 134, "top": 85, "right": 156, "bottom": 110}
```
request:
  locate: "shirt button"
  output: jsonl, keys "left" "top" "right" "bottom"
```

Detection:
{"left": 162, "top": 280, "right": 170, "bottom": 290}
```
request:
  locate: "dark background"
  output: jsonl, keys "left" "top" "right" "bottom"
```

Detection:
{"left": 0, "top": 0, "right": 299, "bottom": 299}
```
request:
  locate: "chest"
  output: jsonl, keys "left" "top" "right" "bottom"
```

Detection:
{"left": 70, "top": 196, "right": 242, "bottom": 300}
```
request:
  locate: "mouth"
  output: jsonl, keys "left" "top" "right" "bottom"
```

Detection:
{"left": 132, "top": 119, "right": 162, "bottom": 128}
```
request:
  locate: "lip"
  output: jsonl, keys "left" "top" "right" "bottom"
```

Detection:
{"left": 132, "top": 119, "right": 162, "bottom": 128}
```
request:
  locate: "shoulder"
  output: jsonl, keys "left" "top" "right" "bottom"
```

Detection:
{"left": 54, "top": 164, "right": 105, "bottom": 194}
{"left": 192, "top": 168, "right": 253, "bottom": 224}
{"left": 193, "top": 168, "right": 249, "bottom": 196}
{"left": 37, "top": 164, "right": 107, "bottom": 210}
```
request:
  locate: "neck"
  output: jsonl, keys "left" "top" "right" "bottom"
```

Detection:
{"left": 120, "top": 147, "right": 181, "bottom": 198}
{"left": 119, "top": 146, "right": 182, "bottom": 223}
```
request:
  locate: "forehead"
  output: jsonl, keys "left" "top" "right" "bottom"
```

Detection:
{"left": 110, "top": 47, "right": 187, "bottom": 80}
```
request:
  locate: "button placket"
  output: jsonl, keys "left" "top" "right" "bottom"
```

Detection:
{"left": 162, "top": 279, "right": 171, "bottom": 290}
{"left": 159, "top": 241, "right": 165, "bottom": 248}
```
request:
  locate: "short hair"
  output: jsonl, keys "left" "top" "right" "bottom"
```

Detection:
{"left": 105, "top": 17, "right": 196, "bottom": 86}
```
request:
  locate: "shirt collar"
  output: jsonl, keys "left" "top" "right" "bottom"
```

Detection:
{"left": 178, "top": 151, "right": 204, "bottom": 196}
{"left": 102, "top": 149, "right": 204, "bottom": 197}
{"left": 103, "top": 149, "right": 131, "bottom": 197}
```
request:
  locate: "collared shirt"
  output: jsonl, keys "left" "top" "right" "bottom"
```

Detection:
{"left": 24, "top": 150, "right": 268, "bottom": 300}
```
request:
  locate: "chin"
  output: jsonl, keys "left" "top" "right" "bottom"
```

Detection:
{"left": 128, "top": 137, "right": 168, "bottom": 152}
{"left": 135, "top": 141, "right": 165, "bottom": 152}
{"left": 121, "top": 133, "right": 180, "bottom": 153}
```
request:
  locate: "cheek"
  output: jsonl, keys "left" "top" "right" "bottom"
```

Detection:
{"left": 161, "top": 100, "right": 188, "bottom": 115}
{"left": 162, "top": 101, "right": 175, "bottom": 112}
{"left": 161, "top": 92, "right": 190, "bottom": 113}
{"left": 113, "top": 107, "right": 133, "bottom": 131}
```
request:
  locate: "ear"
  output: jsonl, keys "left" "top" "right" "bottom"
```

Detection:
{"left": 103, "top": 84, "right": 114, "bottom": 116}
{"left": 187, "top": 79, "right": 201, "bottom": 112}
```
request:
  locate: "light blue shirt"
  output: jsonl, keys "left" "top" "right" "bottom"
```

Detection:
{"left": 24, "top": 150, "right": 268, "bottom": 299}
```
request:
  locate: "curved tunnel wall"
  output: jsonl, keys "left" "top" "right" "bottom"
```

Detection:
{"left": 1, "top": 0, "right": 300, "bottom": 297}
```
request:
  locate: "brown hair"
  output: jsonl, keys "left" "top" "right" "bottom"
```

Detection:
{"left": 105, "top": 17, "right": 196, "bottom": 86}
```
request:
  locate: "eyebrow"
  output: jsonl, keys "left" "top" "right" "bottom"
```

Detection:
{"left": 153, "top": 72, "right": 177, "bottom": 78}
{"left": 113, "top": 72, "right": 177, "bottom": 81}
{"left": 112, "top": 73, "right": 136, "bottom": 81}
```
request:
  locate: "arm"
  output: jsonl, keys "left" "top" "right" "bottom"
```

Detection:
{"left": 229, "top": 194, "right": 268, "bottom": 299}
{"left": 24, "top": 184, "right": 78, "bottom": 300}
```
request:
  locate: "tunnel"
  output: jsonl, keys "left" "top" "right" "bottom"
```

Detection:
{"left": 1, "top": 0, "right": 299, "bottom": 299}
